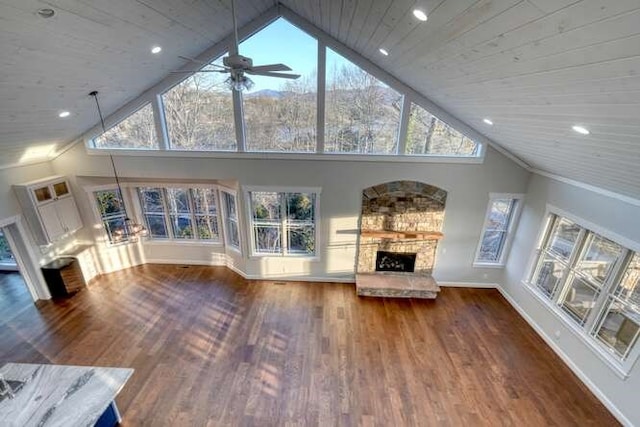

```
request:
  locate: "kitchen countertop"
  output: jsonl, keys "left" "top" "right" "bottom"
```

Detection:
{"left": 0, "top": 363, "right": 133, "bottom": 427}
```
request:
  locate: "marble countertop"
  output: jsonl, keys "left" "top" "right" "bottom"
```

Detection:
{"left": 0, "top": 363, "right": 133, "bottom": 427}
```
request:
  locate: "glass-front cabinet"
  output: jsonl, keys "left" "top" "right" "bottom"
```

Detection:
{"left": 13, "top": 176, "right": 83, "bottom": 245}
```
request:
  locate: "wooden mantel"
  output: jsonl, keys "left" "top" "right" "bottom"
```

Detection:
{"left": 360, "top": 230, "right": 444, "bottom": 240}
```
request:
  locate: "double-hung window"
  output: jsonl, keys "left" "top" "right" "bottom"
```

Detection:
{"left": 94, "top": 189, "right": 128, "bottom": 244}
{"left": 221, "top": 190, "right": 240, "bottom": 250}
{"left": 137, "top": 187, "right": 220, "bottom": 242}
{"left": 247, "top": 189, "right": 318, "bottom": 257}
{"left": 528, "top": 212, "right": 640, "bottom": 374}
{"left": 475, "top": 194, "right": 523, "bottom": 266}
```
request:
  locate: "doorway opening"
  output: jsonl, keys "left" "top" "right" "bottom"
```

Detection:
{"left": 0, "top": 216, "right": 50, "bottom": 303}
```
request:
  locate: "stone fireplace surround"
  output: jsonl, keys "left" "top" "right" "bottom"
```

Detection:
{"left": 356, "top": 181, "right": 446, "bottom": 298}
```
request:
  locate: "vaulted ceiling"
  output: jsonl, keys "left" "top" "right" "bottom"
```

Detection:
{"left": 2, "top": 0, "right": 640, "bottom": 199}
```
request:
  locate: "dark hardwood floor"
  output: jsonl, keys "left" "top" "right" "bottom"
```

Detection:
{"left": 0, "top": 265, "right": 618, "bottom": 426}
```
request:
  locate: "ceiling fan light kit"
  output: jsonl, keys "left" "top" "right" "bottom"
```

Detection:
{"left": 173, "top": 0, "right": 299, "bottom": 91}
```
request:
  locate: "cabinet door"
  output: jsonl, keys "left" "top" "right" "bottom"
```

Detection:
{"left": 56, "top": 197, "right": 83, "bottom": 234}
{"left": 38, "top": 203, "right": 66, "bottom": 241}
{"left": 52, "top": 181, "right": 70, "bottom": 198}
{"left": 33, "top": 185, "right": 53, "bottom": 204}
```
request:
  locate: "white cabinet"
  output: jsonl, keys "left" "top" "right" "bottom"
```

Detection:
{"left": 14, "top": 176, "right": 84, "bottom": 245}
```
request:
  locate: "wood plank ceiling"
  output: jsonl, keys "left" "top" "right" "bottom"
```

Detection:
{"left": 2, "top": 0, "right": 640, "bottom": 200}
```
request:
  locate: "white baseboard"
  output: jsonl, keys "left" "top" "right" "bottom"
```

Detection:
{"left": 496, "top": 285, "right": 634, "bottom": 427}
{"left": 144, "top": 258, "right": 227, "bottom": 267}
{"left": 437, "top": 281, "right": 498, "bottom": 288}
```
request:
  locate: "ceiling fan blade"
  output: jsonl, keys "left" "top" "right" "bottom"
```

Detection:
{"left": 246, "top": 70, "right": 301, "bottom": 79}
{"left": 178, "top": 55, "right": 228, "bottom": 69}
{"left": 249, "top": 63, "right": 292, "bottom": 72}
{"left": 170, "top": 70, "right": 228, "bottom": 74}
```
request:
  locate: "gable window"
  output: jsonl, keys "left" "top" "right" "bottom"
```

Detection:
{"left": 221, "top": 191, "right": 240, "bottom": 250}
{"left": 92, "top": 103, "right": 158, "bottom": 149}
{"left": 246, "top": 189, "right": 318, "bottom": 257}
{"left": 162, "top": 56, "right": 236, "bottom": 151}
{"left": 406, "top": 103, "right": 479, "bottom": 156}
{"left": 137, "top": 187, "right": 220, "bottom": 241}
{"left": 94, "top": 189, "right": 128, "bottom": 244}
{"left": 475, "top": 194, "right": 523, "bottom": 266}
{"left": 528, "top": 212, "right": 640, "bottom": 374}
{"left": 324, "top": 48, "right": 402, "bottom": 154}
{"left": 88, "top": 15, "right": 483, "bottom": 160}
{"left": 241, "top": 18, "right": 317, "bottom": 153}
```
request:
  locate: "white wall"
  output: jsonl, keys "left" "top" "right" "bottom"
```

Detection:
{"left": 51, "top": 142, "right": 530, "bottom": 283}
{"left": 503, "top": 173, "right": 640, "bottom": 427}
{"left": 0, "top": 162, "right": 54, "bottom": 220}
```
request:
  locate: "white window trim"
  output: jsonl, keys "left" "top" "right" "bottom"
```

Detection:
{"left": 473, "top": 193, "right": 524, "bottom": 267}
{"left": 90, "top": 101, "right": 159, "bottom": 150}
{"left": 81, "top": 11, "right": 488, "bottom": 162}
{"left": 85, "top": 184, "right": 140, "bottom": 247}
{"left": 244, "top": 185, "right": 321, "bottom": 260}
{"left": 220, "top": 188, "right": 242, "bottom": 254}
{"left": 522, "top": 204, "right": 640, "bottom": 378}
{"left": 135, "top": 185, "right": 223, "bottom": 244}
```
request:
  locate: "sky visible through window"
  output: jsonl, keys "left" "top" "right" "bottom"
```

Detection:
{"left": 240, "top": 18, "right": 349, "bottom": 91}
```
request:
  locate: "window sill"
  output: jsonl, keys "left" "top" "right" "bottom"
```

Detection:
{"left": 85, "top": 147, "right": 484, "bottom": 164}
{"left": 473, "top": 262, "right": 505, "bottom": 269}
{"left": 142, "top": 239, "right": 223, "bottom": 247}
{"left": 249, "top": 253, "right": 319, "bottom": 262}
{"left": 521, "top": 280, "right": 632, "bottom": 380}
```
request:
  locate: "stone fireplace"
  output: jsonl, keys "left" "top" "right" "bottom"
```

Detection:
{"left": 356, "top": 181, "right": 446, "bottom": 298}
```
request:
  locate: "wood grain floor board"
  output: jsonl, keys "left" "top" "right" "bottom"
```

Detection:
{"left": 0, "top": 266, "right": 620, "bottom": 426}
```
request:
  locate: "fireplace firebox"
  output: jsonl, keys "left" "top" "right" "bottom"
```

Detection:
{"left": 375, "top": 251, "right": 417, "bottom": 273}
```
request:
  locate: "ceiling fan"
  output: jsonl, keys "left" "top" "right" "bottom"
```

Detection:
{"left": 173, "top": 0, "right": 300, "bottom": 91}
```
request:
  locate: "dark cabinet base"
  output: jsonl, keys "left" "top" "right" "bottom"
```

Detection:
{"left": 41, "top": 257, "right": 86, "bottom": 298}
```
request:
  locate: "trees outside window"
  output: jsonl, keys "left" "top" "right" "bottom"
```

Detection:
{"left": 325, "top": 48, "right": 402, "bottom": 154}
{"left": 475, "top": 195, "right": 522, "bottom": 265}
{"left": 241, "top": 18, "right": 317, "bottom": 152}
{"left": 90, "top": 17, "right": 482, "bottom": 159}
{"left": 528, "top": 212, "right": 640, "bottom": 372}
{"left": 93, "top": 104, "right": 157, "bottom": 149}
{"left": 162, "top": 56, "right": 236, "bottom": 151}
{"left": 94, "top": 189, "right": 128, "bottom": 243}
{"left": 406, "top": 103, "right": 479, "bottom": 156}
{"left": 137, "top": 187, "right": 220, "bottom": 241}
{"left": 248, "top": 190, "right": 317, "bottom": 256}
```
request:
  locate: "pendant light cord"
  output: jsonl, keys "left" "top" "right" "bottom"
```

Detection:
{"left": 89, "top": 91, "right": 130, "bottom": 221}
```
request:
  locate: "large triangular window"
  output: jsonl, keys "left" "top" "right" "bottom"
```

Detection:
{"left": 241, "top": 18, "right": 318, "bottom": 153}
{"left": 93, "top": 103, "right": 157, "bottom": 149}
{"left": 324, "top": 48, "right": 402, "bottom": 154}
{"left": 162, "top": 56, "right": 236, "bottom": 151}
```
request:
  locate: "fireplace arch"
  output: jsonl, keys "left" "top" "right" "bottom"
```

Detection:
{"left": 357, "top": 181, "right": 447, "bottom": 275}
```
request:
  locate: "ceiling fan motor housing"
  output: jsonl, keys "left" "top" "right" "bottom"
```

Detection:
{"left": 224, "top": 54, "right": 253, "bottom": 69}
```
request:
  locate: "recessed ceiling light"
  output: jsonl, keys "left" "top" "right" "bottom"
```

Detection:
{"left": 413, "top": 9, "right": 428, "bottom": 21}
{"left": 37, "top": 8, "right": 55, "bottom": 18}
{"left": 483, "top": 118, "right": 494, "bottom": 126}
{"left": 58, "top": 111, "right": 70, "bottom": 118}
{"left": 151, "top": 46, "right": 162, "bottom": 54}
{"left": 379, "top": 48, "right": 389, "bottom": 56}
{"left": 572, "top": 125, "right": 590, "bottom": 135}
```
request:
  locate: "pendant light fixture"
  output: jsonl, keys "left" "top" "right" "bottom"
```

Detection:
{"left": 89, "top": 91, "right": 148, "bottom": 243}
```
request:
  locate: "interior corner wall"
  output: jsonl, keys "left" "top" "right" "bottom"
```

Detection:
{"left": 0, "top": 162, "right": 55, "bottom": 220}
{"left": 503, "top": 173, "right": 640, "bottom": 427}
{"left": 51, "top": 142, "right": 529, "bottom": 284}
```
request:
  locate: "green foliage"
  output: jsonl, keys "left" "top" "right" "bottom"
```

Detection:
{"left": 0, "top": 233, "right": 14, "bottom": 261}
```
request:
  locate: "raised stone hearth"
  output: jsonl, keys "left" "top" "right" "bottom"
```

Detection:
{"left": 356, "top": 274, "right": 440, "bottom": 299}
